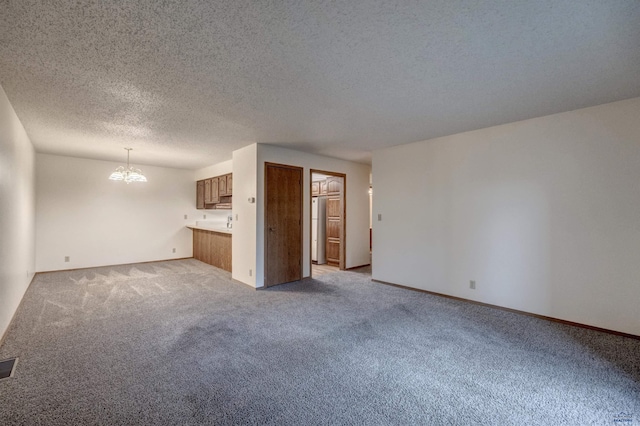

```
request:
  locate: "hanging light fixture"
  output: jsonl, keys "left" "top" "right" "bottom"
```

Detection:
{"left": 108, "top": 148, "right": 147, "bottom": 183}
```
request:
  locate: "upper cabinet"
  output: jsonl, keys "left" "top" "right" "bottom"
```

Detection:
{"left": 197, "top": 173, "right": 232, "bottom": 209}
{"left": 218, "top": 175, "right": 227, "bottom": 197}
{"left": 312, "top": 179, "right": 328, "bottom": 197}
{"left": 196, "top": 180, "right": 205, "bottom": 209}
{"left": 326, "top": 177, "right": 341, "bottom": 195}
{"left": 204, "top": 179, "right": 212, "bottom": 204}
{"left": 211, "top": 177, "right": 220, "bottom": 204}
{"left": 320, "top": 180, "right": 327, "bottom": 195}
{"left": 219, "top": 173, "right": 232, "bottom": 197}
{"left": 311, "top": 181, "right": 320, "bottom": 196}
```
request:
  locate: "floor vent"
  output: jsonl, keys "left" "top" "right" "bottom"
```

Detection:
{"left": 0, "top": 358, "right": 18, "bottom": 380}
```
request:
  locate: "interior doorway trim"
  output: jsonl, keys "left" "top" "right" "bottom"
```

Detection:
{"left": 310, "top": 169, "right": 347, "bottom": 274}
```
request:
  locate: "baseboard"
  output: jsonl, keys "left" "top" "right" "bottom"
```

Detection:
{"left": 232, "top": 278, "right": 260, "bottom": 291}
{"left": 36, "top": 257, "right": 193, "bottom": 274}
{"left": 346, "top": 263, "right": 371, "bottom": 270}
{"left": 0, "top": 273, "right": 37, "bottom": 349}
{"left": 372, "top": 279, "right": 640, "bottom": 341}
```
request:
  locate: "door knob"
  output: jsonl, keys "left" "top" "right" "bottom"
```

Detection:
{"left": 269, "top": 227, "right": 275, "bottom": 232}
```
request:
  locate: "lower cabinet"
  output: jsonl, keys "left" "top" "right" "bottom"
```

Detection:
{"left": 192, "top": 229, "right": 232, "bottom": 272}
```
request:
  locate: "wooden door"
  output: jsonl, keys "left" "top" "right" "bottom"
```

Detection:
{"left": 204, "top": 179, "right": 212, "bottom": 204}
{"left": 210, "top": 177, "right": 220, "bottom": 204}
{"left": 325, "top": 176, "right": 343, "bottom": 267}
{"left": 219, "top": 174, "right": 227, "bottom": 196}
{"left": 196, "top": 180, "right": 205, "bottom": 209}
{"left": 265, "top": 163, "right": 303, "bottom": 287}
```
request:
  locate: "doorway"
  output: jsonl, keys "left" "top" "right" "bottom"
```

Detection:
{"left": 265, "top": 162, "right": 303, "bottom": 287}
{"left": 310, "top": 170, "right": 346, "bottom": 277}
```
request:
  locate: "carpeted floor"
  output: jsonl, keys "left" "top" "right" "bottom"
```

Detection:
{"left": 0, "top": 259, "right": 638, "bottom": 425}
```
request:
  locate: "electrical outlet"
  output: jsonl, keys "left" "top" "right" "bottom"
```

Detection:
{"left": 470, "top": 280, "right": 476, "bottom": 289}
{"left": 172, "top": 248, "right": 176, "bottom": 253}
{"left": 235, "top": 214, "right": 238, "bottom": 221}
{"left": 249, "top": 269, "right": 252, "bottom": 277}
{"left": 377, "top": 213, "right": 382, "bottom": 221}
{"left": 64, "top": 256, "right": 70, "bottom": 262}
{"left": 203, "top": 214, "right": 206, "bottom": 219}
{"left": 184, "top": 214, "right": 188, "bottom": 219}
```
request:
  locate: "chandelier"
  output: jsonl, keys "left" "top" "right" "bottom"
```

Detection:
{"left": 108, "top": 148, "right": 147, "bottom": 183}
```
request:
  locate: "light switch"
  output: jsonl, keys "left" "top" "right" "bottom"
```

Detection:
{"left": 377, "top": 214, "right": 382, "bottom": 221}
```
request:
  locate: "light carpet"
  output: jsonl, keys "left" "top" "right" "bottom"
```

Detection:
{"left": 0, "top": 259, "right": 638, "bottom": 425}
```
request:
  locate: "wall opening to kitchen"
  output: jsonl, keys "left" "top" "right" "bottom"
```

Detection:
{"left": 310, "top": 170, "right": 345, "bottom": 278}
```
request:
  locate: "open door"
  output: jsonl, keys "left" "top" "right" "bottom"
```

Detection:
{"left": 265, "top": 162, "right": 303, "bottom": 287}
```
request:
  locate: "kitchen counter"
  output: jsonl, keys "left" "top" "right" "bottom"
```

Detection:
{"left": 186, "top": 225, "right": 232, "bottom": 234}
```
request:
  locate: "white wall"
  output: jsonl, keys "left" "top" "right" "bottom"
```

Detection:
{"left": 36, "top": 154, "right": 197, "bottom": 271}
{"left": 0, "top": 85, "right": 35, "bottom": 340}
{"left": 255, "top": 144, "right": 371, "bottom": 287}
{"left": 231, "top": 144, "right": 257, "bottom": 286}
{"left": 195, "top": 159, "right": 232, "bottom": 181}
{"left": 372, "top": 97, "right": 640, "bottom": 336}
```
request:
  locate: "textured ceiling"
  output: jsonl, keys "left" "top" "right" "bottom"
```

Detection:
{"left": 1, "top": 1, "right": 639, "bottom": 169}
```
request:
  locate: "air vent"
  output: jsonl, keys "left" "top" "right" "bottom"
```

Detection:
{"left": 0, "top": 358, "right": 18, "bottom": 380}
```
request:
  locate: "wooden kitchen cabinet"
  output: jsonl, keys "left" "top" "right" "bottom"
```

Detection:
{"left": 326, "top": 199, "right": 342, "bottom": 266}
{"left": 226, "top": 174, "right": 232, "bottom": 195}
{"left": 204, "top": 177, "right": 220, "bottom": 205}
{"left": 312, "top": 179, "right": 328, "bottom": 196}
{"left": 210, "top": 177, "right": 220, "bottom": 204}
{"left": 197, "top": 173, "right": 232, "bottom": 209}
{"left": 204, "top": 179, "right": 212, "bottom": 204}
{"left": 196, "top": 180, "right": 205, "bottom": 209}
{"left": 326, "top": 178, "right": 341, "bottom": 195}
{"left": 219, "top": 173, "right": 233, "bottom": 196}
{"left": 219, "top": 174, "right": 227, "bottom": 196}
{"left": 311, "top": 181, "right": 320, "bottom": 196}
{"left": 192, "top": 229, "right": 232, "bottom": 272}
{"left": 325, "top": 176, "right": 343, "bottom": 267}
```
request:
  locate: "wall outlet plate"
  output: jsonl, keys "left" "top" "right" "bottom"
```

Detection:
{"left": 470, "top": 280, "right": 476, "bottom": 289}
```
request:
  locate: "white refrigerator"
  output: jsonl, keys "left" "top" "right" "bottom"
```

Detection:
{"left": 312, "top": 196, "right": 327, "bottom": 264}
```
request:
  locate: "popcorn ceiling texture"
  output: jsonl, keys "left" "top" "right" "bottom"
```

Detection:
{"left": 0, "top": 0, "right": 639, "bottom": 169}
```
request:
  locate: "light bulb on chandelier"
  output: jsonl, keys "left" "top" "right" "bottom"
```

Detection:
{"left": 108, "top": 148, "right": 147, "bottom": 184}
